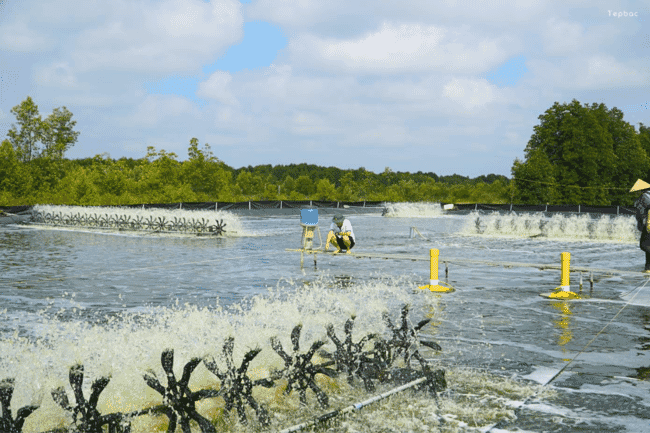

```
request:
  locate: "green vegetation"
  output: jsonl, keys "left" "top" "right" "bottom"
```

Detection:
{"left": 0, "top": 142, "right": 510, "bottom": 205}
{"left": 512, "top": 99, "right": 650, "bottom": 205}
{"left": 0, "top": 98, "right": 511, "bottom": 206}
{"left": 5, "top": 96, "right": 647, "bottom": 207}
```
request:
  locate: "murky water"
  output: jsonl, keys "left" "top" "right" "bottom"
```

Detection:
{"left": 1, "top": 204, "right": 650, "bottom": 432}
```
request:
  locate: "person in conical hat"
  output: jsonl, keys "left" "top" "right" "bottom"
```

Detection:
{"left": 632, "top": 179, "right": 650, "bottom": 272}
{"left": 325, "top": 213, "right": 356, "bottom": 254}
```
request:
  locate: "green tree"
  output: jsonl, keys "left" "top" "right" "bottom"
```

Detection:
{"left": 0, "top": 139, "right": 30, "bottom": 198}
{"left": 135, "top": 147, "right": 180, "bottom": 199}
{"left": 7, "top": 96, "right": 43, "bottom": 162}
{"left": 41, "top": 107, "right": 80, "bottom": 159}
{"left": 337, "top": 172, "right": 358, "bottom": 201}
{"left": 280, "top": 175, "right": 296, "bottom": 198}
{"left": 512, "top": 99, "right": 642, "bottom": 205}
{"left": 6, "top": 97, "right": 80, "bottom": 163}
{"left": 512, "top": 149, "right": 558, "bottom": 204}
{"left": 236, "top": 171, "right": 264, "bottom": 198}
{"left": 294, "top": 175, "right": 314, "bottom": 197}
{"left": 315, "top": 178, "right": 336, "bottom": 200}
{"left": 639, "top": 123, "right": 650, "bottom": 165}
{"left": 182, "top": 137, "right": 234, "bottom": 199}
{"left": 589, "top": 104, "right": 648, "bottom": 204}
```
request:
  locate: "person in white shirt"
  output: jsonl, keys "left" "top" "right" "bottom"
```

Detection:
{"left": 325, "top": 214, "right": 356, "bottom": 254}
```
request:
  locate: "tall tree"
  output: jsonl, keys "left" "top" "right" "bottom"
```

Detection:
{"left": 7, "top": 96, "right": 43, "bottom": 162}
{"left": 512, "top": 148, "right": 558, "bottom": 204}
{"left": 639, "top": 123, "right": 650, "bottom": 161}
{"left": 6, "top": 97, "right": 80, "bottom": 162}
{"left": 512, "top": 99, "right": 646, "bottom": 205}
{"left": 41, "top": 106, "right": 80, "bottom": 159}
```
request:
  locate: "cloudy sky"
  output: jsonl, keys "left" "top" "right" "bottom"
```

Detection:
{"left": 0, "top": 0, "right": 648, "bottom": 177}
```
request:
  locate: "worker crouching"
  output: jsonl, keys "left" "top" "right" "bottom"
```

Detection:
{"left": 326, "top": 214, "right": 356, "bottom": 254}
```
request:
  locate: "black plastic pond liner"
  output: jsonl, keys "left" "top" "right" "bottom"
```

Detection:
{"left": 3, "top": 201, "right": 636, "bottom": 216}
{"left": 1, "top": 201, "right": 387, "bottom": 214}
{"left": 448, "top": 203, "right": 636, "bottom": 215}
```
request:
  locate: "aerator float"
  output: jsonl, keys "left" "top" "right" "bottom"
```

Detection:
{"left": 31, "top": 210, "right": 227, "bottom": 236}
{"left": 0, "top": 305, "right": 444, "bottom": 433}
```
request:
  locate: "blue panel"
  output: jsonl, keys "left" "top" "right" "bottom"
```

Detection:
{"left": 300, "top": 209, "right": 318, "bottom": 225}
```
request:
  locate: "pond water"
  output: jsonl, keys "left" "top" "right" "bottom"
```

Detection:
{"left": 1, "top": 203, "right": 649, "bottom": 432}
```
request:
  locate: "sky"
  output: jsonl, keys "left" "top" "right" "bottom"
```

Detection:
{"left": 0, "top": 0, "right": 648, "bottom": 177}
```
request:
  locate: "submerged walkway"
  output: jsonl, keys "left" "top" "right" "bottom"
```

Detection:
{"left": 284, "top": 248, "right": 648, "bottom": 277}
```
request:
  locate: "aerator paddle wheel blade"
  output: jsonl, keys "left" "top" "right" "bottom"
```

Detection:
{"left": 0, "top": 378, "right": 39, "bottom": 433}
{"left": 325, "top": 316, "right": 378, "bottom": 392}
{"left": 50, "top": 364, "right": 126, "bottom": 433}
{"left": 203, "top": 337, "right": 273, "bottom": 426}
{"left": 380, "top": 305, "right": 441, "bottom": 370}
{"left": 212, "top": 219, "right": 227, "bottom": 236}
{"left": 143, "top": 350, "right": 216, "bottom": 433}
{"left": 270, "top": 324, "right": 336, "bottom": 409}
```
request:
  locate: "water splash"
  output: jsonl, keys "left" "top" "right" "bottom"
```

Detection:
{"left": 31, "top": 205, "right": 246, "bottom": 237}
{"left": 0, "top": 275, "right": 548, "bottom": 432}
{"left": 382, "top": 202, "right": 444, "bottom": 218}
{"left": 460, "top": 211, "right": 638, "bottom": 243}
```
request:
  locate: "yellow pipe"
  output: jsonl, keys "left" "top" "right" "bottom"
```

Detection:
{"left": 429, "top": 248, "right": 439, "bottom": 286}
{"left": 560, "top": 252, "right": 570, "bottom": 290}
{"left": 548, "top": 251, "right": 579, "bottom": 299}
{"left": 418, "top": 248, "right": 452, "bottom": 292}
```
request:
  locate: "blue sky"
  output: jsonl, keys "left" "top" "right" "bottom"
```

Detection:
{"left": 1, "top": 0, "right": 648, "bottom": 177}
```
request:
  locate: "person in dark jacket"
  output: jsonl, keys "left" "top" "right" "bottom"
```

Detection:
{"left": 631, "top": 179, "right": 650, "bottom": 272}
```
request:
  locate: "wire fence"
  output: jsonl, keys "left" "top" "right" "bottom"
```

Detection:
{"left": 1, "top": 200, "right": 384, "bottom": 215}
{"left": 0, "top": 201, "right": 638, "bottom": 216}
{"left": 448, "top": 203, "right": 636, "bottom": 215}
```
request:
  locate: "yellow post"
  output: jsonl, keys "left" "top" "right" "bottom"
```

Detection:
{"left": 430, "top": 248, "right": 439, "bottom": 286}
{"left": 549, "top": 251, "right": 580, "bottom": 299}
{"left": 560, "top": 252, "right": 570, "bottom": 290}
{"left": 418, "top": 248, "right": 453, "bottom": 292}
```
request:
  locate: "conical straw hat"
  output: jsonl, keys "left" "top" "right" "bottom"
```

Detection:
{"left": 630, "top": 179, "right": 650, "bottom": 192}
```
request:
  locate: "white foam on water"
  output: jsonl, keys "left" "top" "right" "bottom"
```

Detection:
{"left": 0, "top": 274, "right": 553, "bottom": 432}
{"left": 460, "top": 211, "right": 638, "bottom": 243}
{"left": 31, "top": 204, "right": 248, "bottom": 237}
{"left": 519, "top": 366, "right": 561, "bottom": 385}
{"left": 382, "top": 202, "right": 444, "bottom": 218}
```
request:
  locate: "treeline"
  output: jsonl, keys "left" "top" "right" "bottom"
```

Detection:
{"left": 512, "top": 99, "right": 650, "bottom": 205}
{"left": 0, "top": 139, "right": 511, "bottom": 205}
{"left": 11, "top": 96, "right": 649, "bottom": 207}
{"left": 0, "top": 96, "right": 513, "bottom": 206}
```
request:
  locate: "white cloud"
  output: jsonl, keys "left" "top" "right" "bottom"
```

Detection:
{"left": 125, "top": 94, "right": 201, "bottom": 128}
{"left": 321, "top": 24, "right": 444, "bottom": 66}
{"left": 541, "top": 18, "right": 626, "bottom": 57}
{"left": 245, "top": 0, "right": 330, "bottom": 29}
{"left": 442, "top": 78, "right": 499, "bottom": 111}
{"left": 470, "top": 142, "right": 490, "bottom": 152}
{"left": 34, "top": 62, "right": 78, "bottom": 88}
{"left": 197, "top": 71, "right": 238, "bottom": 105}
{"left": 0, "top": 21, "right": 49, "bottom": 52}
{"left": 529, "top": 56, "right": 649, "bottom": 90}
{"left": 247, "top": 0, "right": 547, "bottom": 32}
{"left": 290, "top": 111, "right": 333, "bottom": 135}
{"left": 542, "top": 18, "right": 585, "bottom": 56}
{"left": 290, "top": 22, "right": 514, "bottom": 74}
{"left": 584, "top": 55, "right": 646, "bottom": 88}
{"left": 348, "top": 123, "right": 410, "bottom": 147}
{"left": 71, "top": 0, "right": 243, "bottom": 73}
